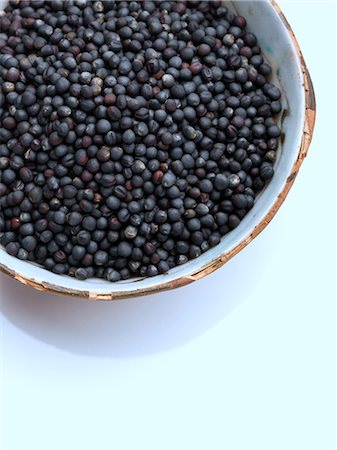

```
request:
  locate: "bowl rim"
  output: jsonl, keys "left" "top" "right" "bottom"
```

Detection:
{"left": 0, "top": 0, "right": 316, "bottom": 300}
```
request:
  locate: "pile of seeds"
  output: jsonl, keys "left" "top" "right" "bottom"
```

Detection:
{"left": 0, "top": 0, "right": 282, "bottom": 281}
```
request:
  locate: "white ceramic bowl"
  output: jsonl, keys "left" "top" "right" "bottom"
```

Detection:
{"left": 0, "top": 0, "right": 315, "bottom": 299}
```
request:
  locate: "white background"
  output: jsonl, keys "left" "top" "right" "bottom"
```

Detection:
{"left": 0, "top": 2, "right": 336, "bottom": 450}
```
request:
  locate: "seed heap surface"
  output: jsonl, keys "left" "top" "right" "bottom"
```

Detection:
{"left": 0, "top": 0, "right": 282, "bottom": 281}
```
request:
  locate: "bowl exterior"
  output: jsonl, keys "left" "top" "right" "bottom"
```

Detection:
{"left": 0, "top": 0, "right": 316, "bottom": 300}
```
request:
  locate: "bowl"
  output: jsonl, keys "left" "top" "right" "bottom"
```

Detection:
{"left": 0, "top": 0, "right": 316, "bottom": 300}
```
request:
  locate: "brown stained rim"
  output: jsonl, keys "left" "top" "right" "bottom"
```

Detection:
{"left": 0, "top": 0, "right": 316, "bottom": 301}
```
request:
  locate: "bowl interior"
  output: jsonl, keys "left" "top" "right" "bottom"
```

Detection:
{"left": 0, "top": 1, "right": 305, "bottom": 297}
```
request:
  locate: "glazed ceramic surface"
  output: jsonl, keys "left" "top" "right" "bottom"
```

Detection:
{"left": 0, "top": 1, "right": 315, "bottom": 299}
